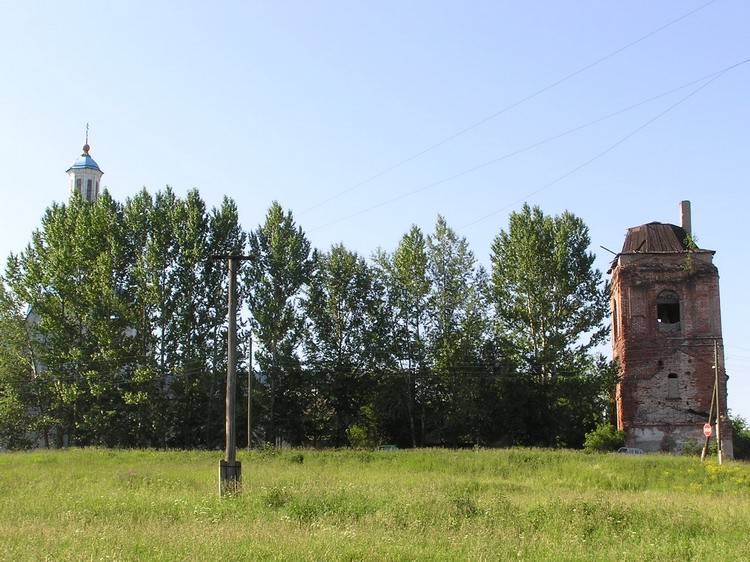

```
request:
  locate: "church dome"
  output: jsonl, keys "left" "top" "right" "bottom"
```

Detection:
{"left": 66, "top": 144, "right": 102, "bottom": 173}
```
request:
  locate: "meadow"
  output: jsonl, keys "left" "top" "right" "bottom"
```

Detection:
{"left": 1, "top": 447, "right": 749, "bottom": 561}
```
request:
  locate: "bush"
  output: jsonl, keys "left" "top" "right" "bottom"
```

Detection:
{"left": 583, "top": 423, "right": 625, "bottom": 452}
{"left": 732, "top": 417, "right": 750, "bottom": 460}
{"left": 346, "top": 424, "right": 370, "bottom": 449}
{"left": 346, "top": 405, "right": 382, "bottom": 449}
{"left": 680, "top": 438, "right": 715, "bottom": 457}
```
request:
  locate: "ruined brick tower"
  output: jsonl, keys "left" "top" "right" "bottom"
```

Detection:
{"left": 609, "top": 201, "right": 732, "bottom": 455}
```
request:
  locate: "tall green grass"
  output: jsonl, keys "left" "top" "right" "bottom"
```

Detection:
{"left": 1, "top": 448, "right": 748, "bottom": 561}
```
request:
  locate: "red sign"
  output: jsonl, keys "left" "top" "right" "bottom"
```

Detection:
{"left": 703, "top": 423, "right": 713, "bottom": 437}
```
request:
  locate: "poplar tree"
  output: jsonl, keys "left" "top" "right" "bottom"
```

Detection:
{"left": 121, "top": 189, "right": 167, "bottom": 446}
{"left": 373, "top": 226, "right": 430, "bottom": 447}
{"left": 489, "top": 204, "right": 610, "bottom": 446}
{"left": 246, "top": 202, "right": 312, "bottom": 445}
{"left": 5, "top": 192, "right": 133, "bottom": 446}
{"left": 303, "top": 244, "right": 385, "bottom": 446}
{"left": 425, "top": 216, "right": 489, "bottom": 446}
{"left": 0, "top": 283, "right": 37, "bottom": 449}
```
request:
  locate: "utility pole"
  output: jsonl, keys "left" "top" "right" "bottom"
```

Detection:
{"left": 213, "top": 254, "right": 251, "bottom": 496}
{"left": 247, "top": 334, "right": 253, "bottom": 452}
{"left": 715, "top": 340, "right": 723, "bottom": 465}
{"left": 702, "top": 340, "right": 724, "bottom": 464}
{"left": 700, "top": 381, "right": 716, "bottom": 462}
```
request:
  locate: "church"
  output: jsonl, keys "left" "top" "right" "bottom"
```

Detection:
{"left": 609, "top": 201, "right": 732, "bottom": 457}
{"left": 66, "top": 135, "right": 103, "bottom": 203}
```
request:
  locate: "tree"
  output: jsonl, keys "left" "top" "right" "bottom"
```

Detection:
{"left": 489, "top": 204, "right": 609, "bottom": 445}
{"left": 303, "top": 244, "right": 386, "bottom": 446}
{"left": 159, "top": 189, "right": 246, "bottom": 448}
{"left": 373, "top": 226, "right": 430, "bottom": 447}
{"left": 246, "top": 202, "right": 312, "bottom": 445}
{"left": 2, "top": 187, "right": 247, "bottom": 449}
{"left": 0, "top": 283, "right": 37, "bottom": 449}
{"left": 5, "top": 191, "right": 134, "bottom": 446}
{"left": 120, "top": 188, "right": 168, "bottom": 446}
{"left": 204, "top": 197, "right": 248, "bottom": 447}
{"left": 425, "top": 216, "right": 490, "bottom": 446}
{"left": 731, "top": 416, "right": 750, "bottom": 460}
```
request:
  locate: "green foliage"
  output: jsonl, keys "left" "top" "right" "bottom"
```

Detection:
{"left": 303, "top": 244, "right": 386, "bottom": 446}
{"left": 346, "top": 405, "right": 381, "bottom": 449}
{"left": 345, "top": 423, "right": 369, "bottom": 449}
{"left": 488, "top": 204, "right": 611, "bottom": 446}
{"left": 583, "top": 423, "right": 625, "bottom": 452}
{"left": 422, "top": 217, "right": 493, "bottom": 447}
{"left": 732, "top": 416, "right": 750, "bottom": 460}
{"left": 1, "top": 193, "right": 615, "bottom": 450}
{"left": 489, "top": 204, "right": 608, "bottom": 378}
{"left": 682, "top": 233, "right": 699, "bottom": 271}
{"left": 3, "top": 188, "right": 244, "bottom": 449}
{"left": 246, "top": 202, "right": 312, "bottom": 445}
{"left": 681, "top": 438, "right": 717, "bottom": 457}
{"left": 0, "top": 283, "right": 36, "bottom": 449}
{"left": 373, "top": 226, "right": 430, "bottom": 448}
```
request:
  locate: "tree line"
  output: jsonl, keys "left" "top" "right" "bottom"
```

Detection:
{"left": 0, "top": 188, "right": 616, "bottom": 450}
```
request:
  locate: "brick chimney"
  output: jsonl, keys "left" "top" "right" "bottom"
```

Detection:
{"left": 680, "top": 200, "right": 691, "bottom": 236}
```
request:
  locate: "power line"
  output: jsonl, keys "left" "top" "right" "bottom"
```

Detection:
{"left": 309, "top": 60, "right": 747, "bottom": 232}
{"left": 300, "top": 0, "right": 720, "bottom": 216}
{"left": 458, "top": 62, "right": 746, "bottom": 230}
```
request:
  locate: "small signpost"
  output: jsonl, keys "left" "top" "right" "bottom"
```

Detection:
{"left": 703, "top": 423, "right": 712, "bottom": 437}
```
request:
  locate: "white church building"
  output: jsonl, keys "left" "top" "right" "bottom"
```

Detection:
{"left": 67, "top": 140, "right": 103, "bottom": 202}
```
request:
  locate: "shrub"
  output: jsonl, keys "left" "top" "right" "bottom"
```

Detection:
{"left": 346, "top": 424, "right": 370, "bottom": 449}
{"left": 583, "top": 423, "right": 625, "bottom": 452}
{"left": 680, "top": 438, "right": 719, "bottom": 457}
{"left": 732, "top": 417, "right": 750, "bottom": 460}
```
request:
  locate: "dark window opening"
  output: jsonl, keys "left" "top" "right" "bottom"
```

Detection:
{"left": 667, "top": 373, "right": 679, "bottom": 399}
{"left": 658, "top": 303, "right": 680, "bottom": 323}
{"left": 657, "top": 290, "right": 680, "bottom": 332}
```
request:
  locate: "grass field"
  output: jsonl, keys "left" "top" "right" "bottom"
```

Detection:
{"left": 1, "top": 447, "right": 749, "bottom": 561}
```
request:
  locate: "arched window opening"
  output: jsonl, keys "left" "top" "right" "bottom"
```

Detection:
{"left": 657, "top": 290, "right": 680, "bottom": 332}
{"left": 667, "top": 373, "right": 679, "bottom": 400}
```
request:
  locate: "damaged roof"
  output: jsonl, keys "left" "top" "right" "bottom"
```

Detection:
{"left": 621, "top": 222, "right": 691, "bottom": 253}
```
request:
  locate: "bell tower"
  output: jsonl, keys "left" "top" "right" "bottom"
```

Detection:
{"left": 66, "top": 126, "right": 103, "bottom": 202}
{"left": 609, "top": 201, "right": 732, "bottom": 455}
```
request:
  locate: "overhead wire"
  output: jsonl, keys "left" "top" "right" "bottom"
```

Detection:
{"left": 308, "top": 60, "right": 748, "bottom": 232}
{"left": 300, "top": 0, "right": 720, "bottom": 216}
{"left": 459, "top": 59, "right": 749, "bottom": 230}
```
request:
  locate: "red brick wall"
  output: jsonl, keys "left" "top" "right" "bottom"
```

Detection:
{"left": 610, "top": 252, "right": 732, "bottom": 455}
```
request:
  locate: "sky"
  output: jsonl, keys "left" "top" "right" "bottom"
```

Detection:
{"left": 1, "top": 1, "right": 748, "bottom": 418}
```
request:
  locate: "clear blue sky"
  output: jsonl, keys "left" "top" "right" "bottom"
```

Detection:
{"left": 1, "top": 1, "right": 748, "bottom": 418}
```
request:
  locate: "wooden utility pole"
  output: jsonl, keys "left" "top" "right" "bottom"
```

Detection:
{"left": 213, "top": 254, "right": 251, "bottom": 496}
{"left": 700, "top": 383, "right": 716, "bottom": 462}
{"left": 247, "top": 334, "right": 253, "bottom": 452}
{"left": 715, "top": 340, "right": 723, "bottom": 465}
{"left": 702, "top": 340, "right": 724, "bottom": 464}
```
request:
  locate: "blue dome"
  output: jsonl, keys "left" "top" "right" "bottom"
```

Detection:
{"left": 66, "top": 145, "right": 102, "bottom": 173}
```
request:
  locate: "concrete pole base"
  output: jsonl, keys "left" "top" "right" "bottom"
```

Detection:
{"left": 219, "top": 460, "right": 242, "bottom": 497}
